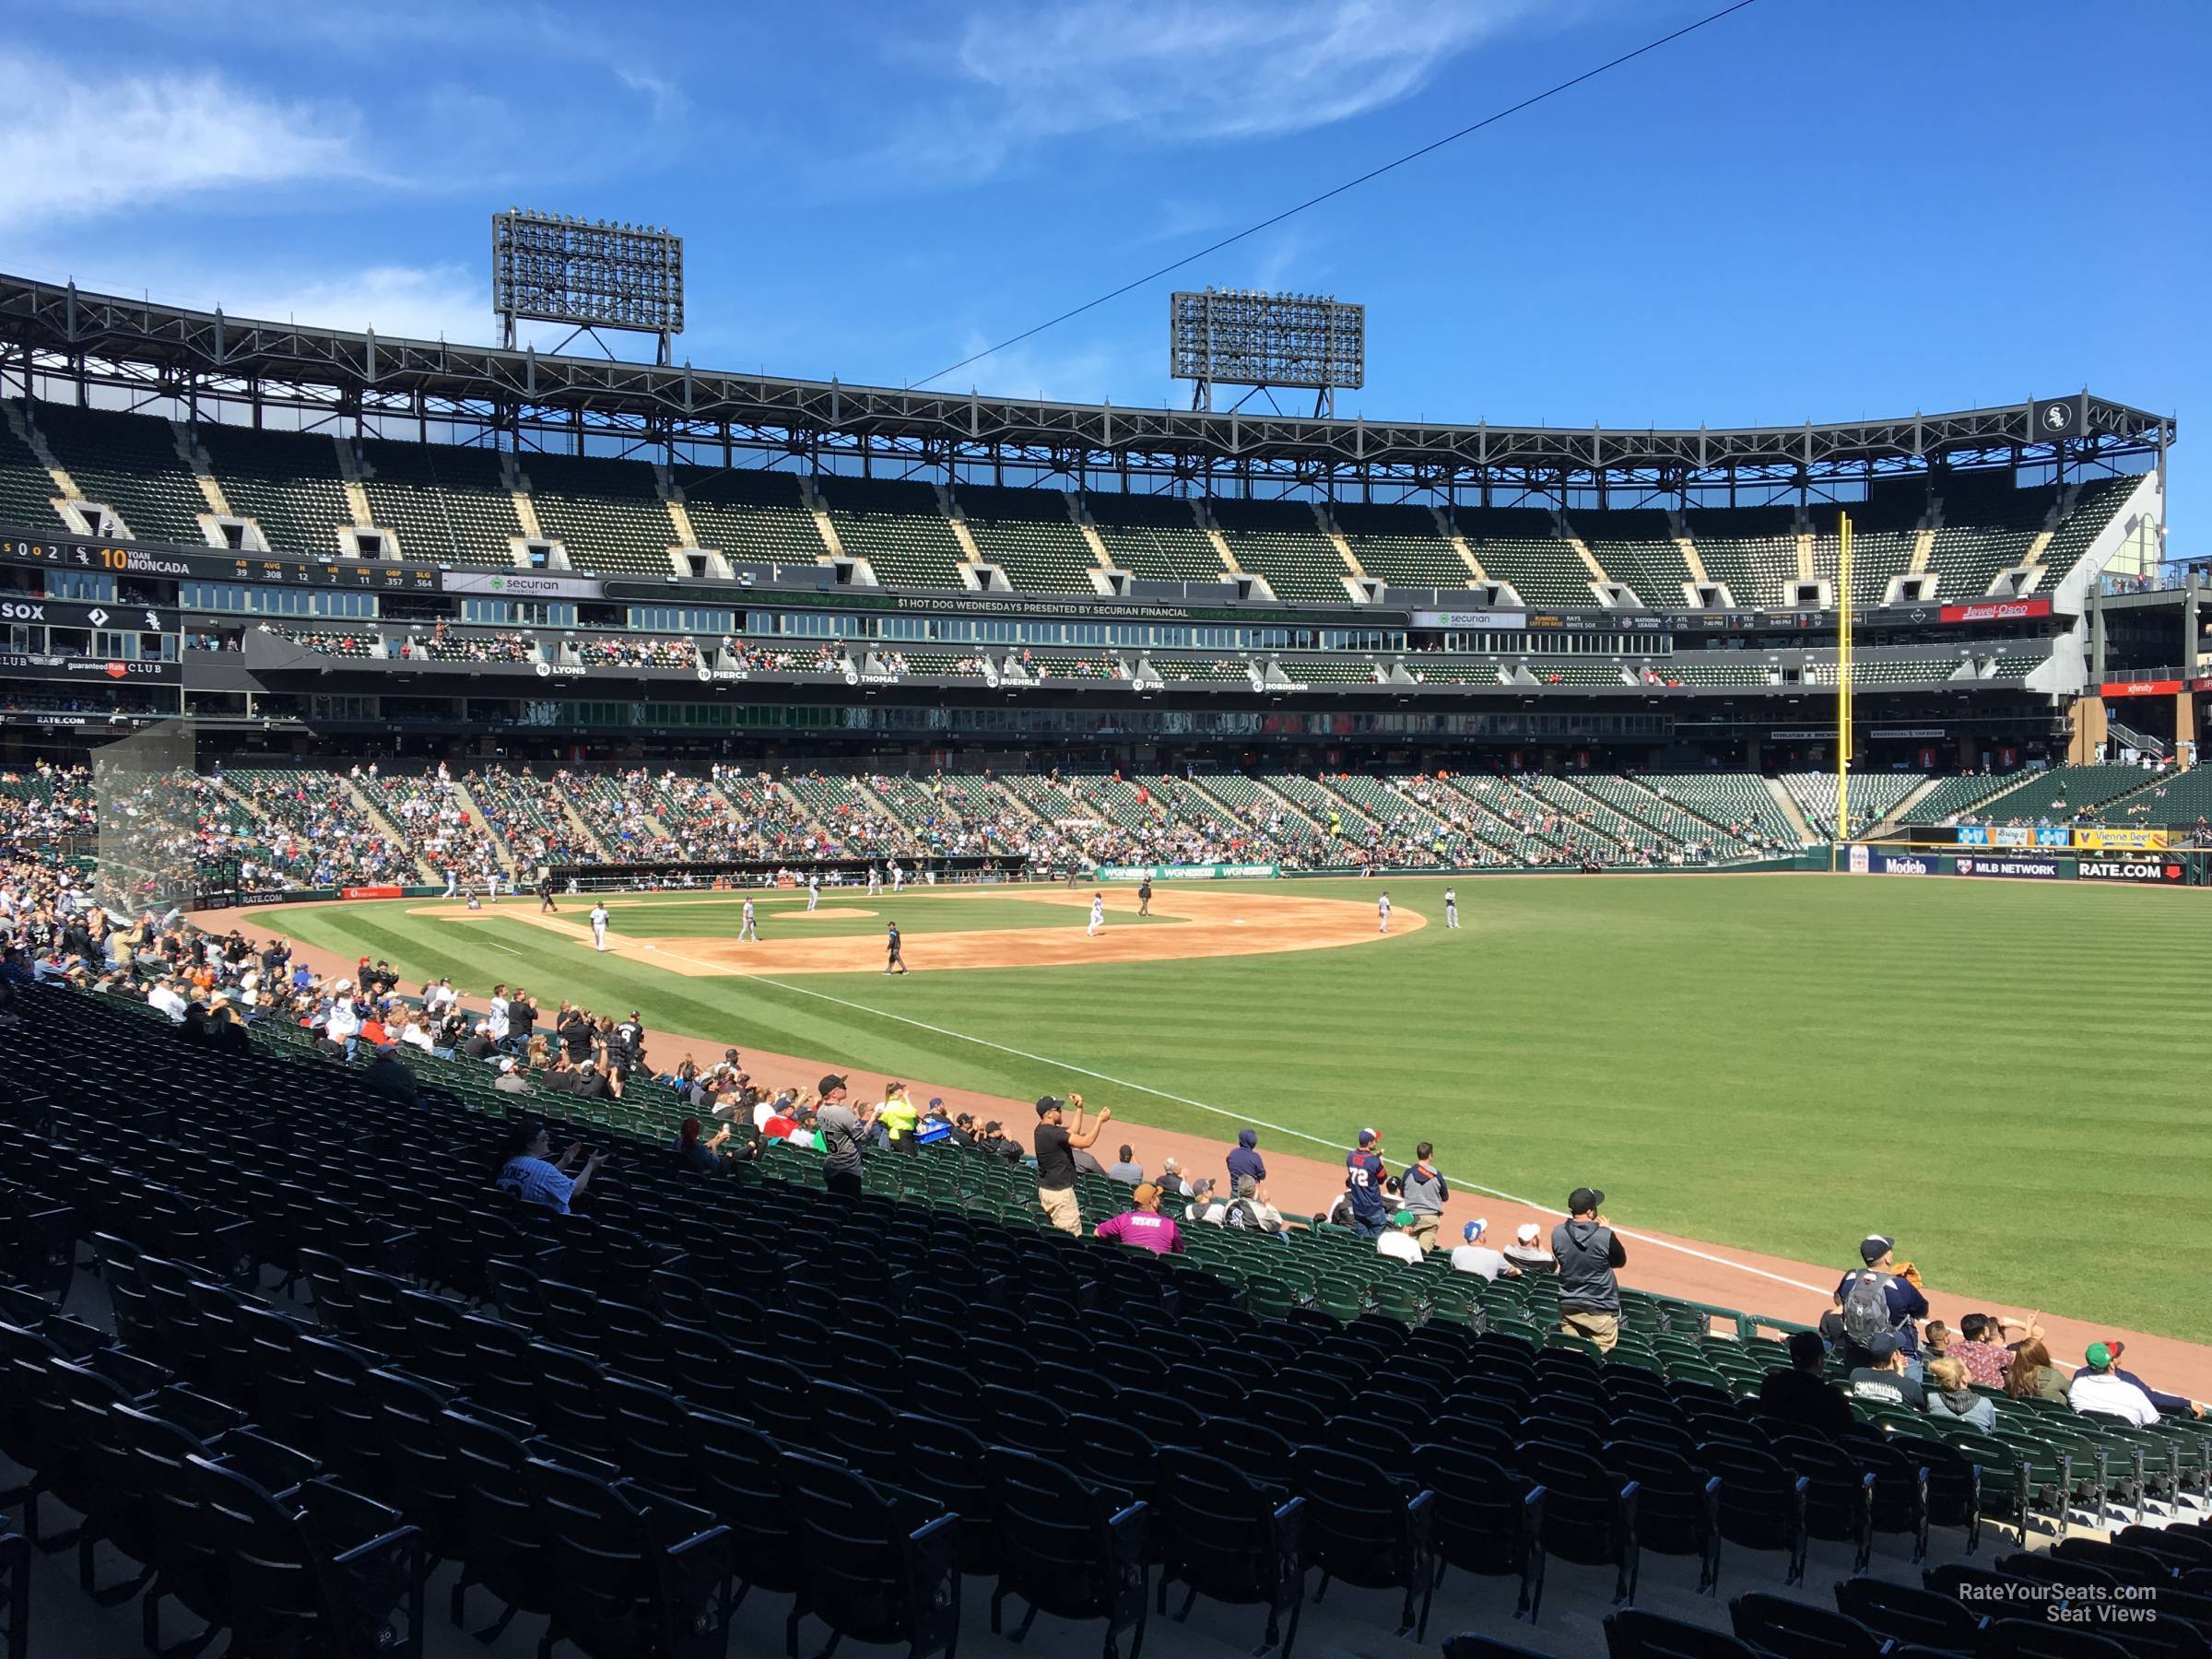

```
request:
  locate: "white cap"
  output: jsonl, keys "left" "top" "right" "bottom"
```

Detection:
{"left": 498, "top": 1057, "right": 516, "bottom": 1073}
{"left": 1516, "top": 1223, "right": 1542, "bottom": 1245}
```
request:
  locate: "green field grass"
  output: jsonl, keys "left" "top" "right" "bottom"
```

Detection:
{"left": 277, "top": 874, "right": 2212, "bottom": 1342}
{"left": 524, "top": 891, "right": 1153, "bottom": 941}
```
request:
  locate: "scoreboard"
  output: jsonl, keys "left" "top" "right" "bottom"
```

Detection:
{"left": 0, "top": 534, "right": 442, "bottom": 593}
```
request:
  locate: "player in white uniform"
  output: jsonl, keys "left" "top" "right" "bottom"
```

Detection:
{"left": 590, "top": 901, "right": 610, "bottom": 951}
{"left": 1444, "top": 887, "right": 1459, "bottom": 929}
{"left": 867, "top": 865, "right": 882, "bottom": 896}
{"left": 1088, "top": 892, "right": 1105, "bottom": 937}
{"left": 806, "top": 874, "right": 820, "bottom": 912}
{"left": 739, "top": 898, "right": 758, "bottom": 941}
{"left": 890, "top": 860, "right": 905, "bottom": 892}
{"left": 442, "top": 867, "right": 459, "bottom": 900}
{"left": 1378, "top": 890, "right": 1391, "bottom": 935}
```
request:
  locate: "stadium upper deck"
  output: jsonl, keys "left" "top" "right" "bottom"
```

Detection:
{"left": 0, "top": 271, "right": 2180, "bottom": 768}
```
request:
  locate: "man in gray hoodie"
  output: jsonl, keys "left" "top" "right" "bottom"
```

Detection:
{"left": 1399, "top": 1142, "right": 1449, "bottom": 1253}
{"left": 1552, "top": 1186, "right": 1627, "bottom": 1352}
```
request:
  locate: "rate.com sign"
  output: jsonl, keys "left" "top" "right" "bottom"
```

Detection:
{"left": 2077, "top": 853, "right": 2185, "bottom": 885}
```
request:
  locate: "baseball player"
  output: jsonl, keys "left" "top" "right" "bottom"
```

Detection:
{"left": 1444, "top": 887, "right": 1459, "bottom": 929}
{"left": 890, "top": 860, "right": 905, "bottom": 892}
{"left": 1137, "top": 877, "right": 1153, "bottom": 918}
{"left": 806, "top": 873, "right": 820, "bottom": 912}
{"left": 1377, "top": 890, "right": 1391, "bottom": 935}
{"left": 885, "top": 921, "right": 909, "bottom": 974}
{"left": 538, "top": 878, "right": 558, "bottom": 915}
{"left": 867, "top": 864, "right": 883, "bottom": 897}
{"left": 589, "top": 901, "right": 610, "bottom": 952}
{"left": 739, "top": 898, "right": 758, "bottom": 941}
{"left": 1088, "top": 891, "right": 1106, "bottom": 937}
{"left": 442, "top": 866, "right": 459, "bottom": 900}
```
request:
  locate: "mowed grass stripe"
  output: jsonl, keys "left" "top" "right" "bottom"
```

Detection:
{"left": 286, "top": 876, "right": 2212, "bottom": 1341}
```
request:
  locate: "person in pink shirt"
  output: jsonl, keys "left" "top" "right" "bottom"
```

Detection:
{"left": 1095, "top": 1183, "right": 1184, "bottom": 1255}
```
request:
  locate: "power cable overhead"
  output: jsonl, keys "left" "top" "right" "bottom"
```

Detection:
{"left": 913, "top": 0, "right": 1765, "bottom": 391}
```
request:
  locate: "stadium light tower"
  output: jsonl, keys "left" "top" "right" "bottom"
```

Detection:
{"left": 1169, "top": 288, "right": 1364, "bottom": 417}
{"left": 491, "top": 209, "right": 685, "bottom": 364}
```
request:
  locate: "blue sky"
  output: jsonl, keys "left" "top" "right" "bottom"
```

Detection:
{"left": 5, "top": 0, "right": 2206, "bottom": 512}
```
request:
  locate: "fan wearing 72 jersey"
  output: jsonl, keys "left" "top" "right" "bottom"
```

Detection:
{"left": 1344, "top": 1126, "right": 1389, "bottom": 1238}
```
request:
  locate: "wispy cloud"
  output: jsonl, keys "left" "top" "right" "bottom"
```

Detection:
{"left": 896, "top": 0, "right": 1559, "bottom": 174}
{"left": 0, "top": 57, "right": 370, "bottom": 229}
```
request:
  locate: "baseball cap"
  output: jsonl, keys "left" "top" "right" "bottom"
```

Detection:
{"left": 498, "top": 1057, "right": 516, "bottom": 1073}
{"left": 928, "top": 1096, "right": 944, "bottom": 1108}
{"left": 1393, "top": 1209, "right": 1416, "bottom": 1227}
{"left": 1865, "top": 1333, "right": 1900, "bottom": 1363}
{"left": 1357, "top": 1127, "right": 1380, "bottom": 1147}
{"left": 1133, "top": 1182, "right": 1161, "bottom": 1206}
{"left": 1035, "top": 1095, "right": 1063, "bottom": 1117}
{"left": 1464, "top": 1218, "right": 1488, "bottom": 1243}
{"left": 2085, "top": 1342, "right": 2117, "bottom": 1370}
{"left": 818, "top": 1074, "right": 847, "bottom": 1094}
{"left": 1859, "top": 1234, "right": 1895, "bottom": 1265}
{"left": 1516, "top": 1223, "right": 1542, "bottom": 1245}
{"left": 1568, "top": 1187, "right": 1605, "bottom": 1214}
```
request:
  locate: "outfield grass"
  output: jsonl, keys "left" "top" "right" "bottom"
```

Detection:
{"left": 515, "top": 891, "right": 1176, "bottom": 941}
{"left": 279, "top": 874, "right": 2212, "bottom": 1342}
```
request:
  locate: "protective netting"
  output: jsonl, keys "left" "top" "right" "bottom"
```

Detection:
{"left": 91, "top": 717, "right": 207, "bottom": 912}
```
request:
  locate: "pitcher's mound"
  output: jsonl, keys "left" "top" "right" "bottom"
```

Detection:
{"left": 791, "top": 906, "right": 877, "bottom": 920}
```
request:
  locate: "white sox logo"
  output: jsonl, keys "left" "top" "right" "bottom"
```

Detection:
{"left": 2041, "top": 403, "right": 2072, "bottom": 433}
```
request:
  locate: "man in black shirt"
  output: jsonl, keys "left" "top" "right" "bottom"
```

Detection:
{"left": 1755, "top": 1331, "right": 1853, "bottom": 1438}
{"left": 1033, "top": 1092, "right": 1110, "bottom": 1236}
{"left": 1848, "top": 1334, "right": 1928, "bottom": 1411}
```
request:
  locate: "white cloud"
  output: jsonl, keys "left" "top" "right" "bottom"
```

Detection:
{"left": 0, "top": 58, "right": 370, "bottom": 230}
{"left": 904, "top": 0, "right": 1559, "bottom": 172}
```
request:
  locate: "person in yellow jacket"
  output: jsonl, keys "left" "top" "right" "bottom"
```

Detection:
{"left": 877, "top": 1082, "right": 920, "bottom": 1155}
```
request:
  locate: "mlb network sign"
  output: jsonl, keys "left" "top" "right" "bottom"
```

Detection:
{"left": 1954, "top": 855, "right": 2063, "bottom": 880}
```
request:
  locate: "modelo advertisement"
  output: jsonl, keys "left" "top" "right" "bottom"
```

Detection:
{"left": 1869, "top": 851, "right": 1936, "bottom": 876}
{"left": 1954, "top": 854, "right": 2064, "bottom": 879}
{"left": 2077, "top": 852, "right": 2185, "bottom": 885}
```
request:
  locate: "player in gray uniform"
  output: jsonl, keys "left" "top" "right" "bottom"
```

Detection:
{"left": 1444, "top": 887, "right": 1459, "bottom": 929}
{"left": 739, "top": 898, "right": 759, "bottom": 941}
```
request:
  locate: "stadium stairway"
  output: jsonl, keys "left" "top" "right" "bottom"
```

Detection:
{"left": 1763, "top": 778, "right": 1818, "bottom": 845}
{"left": 1869, "top": 775, "right": 1947, "bottom": 835}
{"left": 343, "top": 773, "right": 441, "bottom": 883}
{"left": 448, "top": 776, "right": 517, "bottom": 877}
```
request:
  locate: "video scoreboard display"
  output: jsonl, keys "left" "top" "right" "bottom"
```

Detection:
{"left": 0, "top": 535, "right": 441, "bottom": 593}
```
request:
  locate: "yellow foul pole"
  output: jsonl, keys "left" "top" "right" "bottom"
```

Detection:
{"left": 1836, "top": 511, "right": 1853, "bottom": 840}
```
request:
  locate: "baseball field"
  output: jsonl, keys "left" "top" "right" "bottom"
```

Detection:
{"left": 268, "top": 873, "right": 2212, "bottom": 1345}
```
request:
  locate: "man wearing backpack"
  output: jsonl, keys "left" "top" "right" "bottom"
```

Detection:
{"left": 1835, "top": 1234, "right": 1930, "bottom": 1378}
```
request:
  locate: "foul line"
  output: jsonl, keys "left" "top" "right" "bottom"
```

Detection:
{"left": 681, "top": 952, "right": 1830, "bottom": 1302}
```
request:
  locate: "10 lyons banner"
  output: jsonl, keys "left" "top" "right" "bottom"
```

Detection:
{"left": 1092, "top": 864, "right": 1279, "bottom": 881}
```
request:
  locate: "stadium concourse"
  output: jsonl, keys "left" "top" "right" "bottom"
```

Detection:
{"left": 209, "top": 909, "right": 2212, "bottom": 1411}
